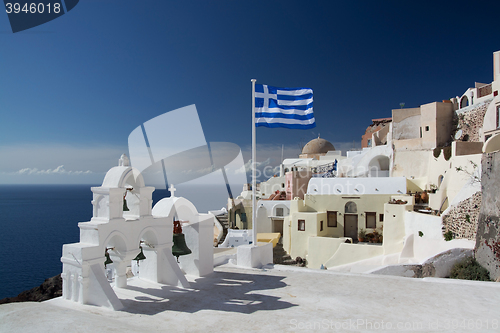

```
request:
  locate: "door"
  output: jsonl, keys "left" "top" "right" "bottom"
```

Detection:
{"left": 273, "top": 219, "right": 284, "bottom": 235}
{"left": 344, "top": 214, "right": 358, "bottom": 240}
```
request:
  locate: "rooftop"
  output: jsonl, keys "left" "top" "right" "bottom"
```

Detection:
{"left": 1, "top": 263, "right": 498, "bottom": 332}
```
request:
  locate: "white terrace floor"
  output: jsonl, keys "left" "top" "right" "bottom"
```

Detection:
{"left": 1, "top": 264, "right": 499, "bottom": 333}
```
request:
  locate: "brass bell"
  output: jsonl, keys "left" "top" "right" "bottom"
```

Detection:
{"left": 172, "top": 221, "right": 191, "bottom": 261}
{"left": 123, "top": 196, "right": 129, "bottom": 211}
{"left": 133, "top": 246, "right": 146, "bottom": 263}
{"left": 104, "top": 249, "right": 113, "bottom": 267}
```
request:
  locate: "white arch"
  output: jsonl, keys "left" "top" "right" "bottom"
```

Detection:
{"left": 101, "top": 166, "right": 145, "bottom": 188}
{"left": 152, "top": 197, "right": 199, "bottom": 220}
{"left": 272, "top": 203, "right": 289, "bottom": 217}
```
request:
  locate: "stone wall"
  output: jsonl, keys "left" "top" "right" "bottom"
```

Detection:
{"left": 475, "top": 152, "right": 500, "bottom": 281}
{"left": 455, "top": 101, "right": 491, "bottom": 142}
{"left": 442, "top": 192, "right": 482, "bottom": 240}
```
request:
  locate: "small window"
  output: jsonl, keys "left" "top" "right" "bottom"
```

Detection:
{"left": 367, "top": 139, "right": 372, "bottom": 147}
{"left": 298, "top": 219, "right": 305, "bottom": 231}
{"left": 240, "top": 212, "right": 247, "bottom": 222}
{"left": 379, "top": 214, "right": 384, "bottom": 222}
{"left": 327, "top": 211, "right": 337, "bottom": 227}
{"left": 320, "top": 220, "right": 323, "bottom": 232}
{"left": 366, "top": 212, "right": 376, "bottom": 228}
{"left": 281, "top": 183, "right": 285, "bottom": 188}
{"left": 425, "top": 126, "right": 430, "bottom": 131}
{"left": 276, "top": 207, "right": 284, "bottom": 217}
{"left": 496, "top": 105, "right": 500, "bottom": 128}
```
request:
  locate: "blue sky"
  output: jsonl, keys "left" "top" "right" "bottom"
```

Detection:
{"left": 1, "top": 0, "right": 500, "bottom": 184}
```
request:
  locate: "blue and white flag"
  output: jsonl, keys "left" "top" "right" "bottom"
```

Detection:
{"left": 255, "top": 84, "right": 316, "bottom": 129}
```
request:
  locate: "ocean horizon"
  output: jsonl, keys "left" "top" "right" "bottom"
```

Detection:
{"left": 0, "top": 183, "right": 230, "bottom": 299}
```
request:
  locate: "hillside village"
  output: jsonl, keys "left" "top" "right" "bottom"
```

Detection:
{"left": 224, "top": 50, "right": 500, "bottom": 281}
{"left": 2, "top": 52, "right": 500, "bottom": 333}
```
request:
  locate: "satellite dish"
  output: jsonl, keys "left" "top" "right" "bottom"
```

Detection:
{"left": 455, "top": 129, "right": 463, "bottom": 140}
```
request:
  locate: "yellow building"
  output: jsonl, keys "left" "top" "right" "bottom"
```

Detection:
{"left": 283, "top": 177, "right": 407, "bottom": 262}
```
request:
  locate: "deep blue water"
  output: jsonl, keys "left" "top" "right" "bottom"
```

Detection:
{"left": 0, "top": 184, "right": 227, "bottom": 300}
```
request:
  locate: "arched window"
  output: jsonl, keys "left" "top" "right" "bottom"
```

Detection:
{"left": 345, "top": 201, "right": 357, "bottom": 214}
{"left": 460, "top": 96, "right": 469, "bottom": 109}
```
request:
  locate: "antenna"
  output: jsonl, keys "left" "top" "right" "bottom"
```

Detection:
{"left": 399, "top": 102, "right": 405, "bottom": 109}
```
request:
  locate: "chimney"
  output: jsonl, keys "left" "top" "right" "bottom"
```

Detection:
{"left": 494, "top": 50, "right": 500, "bottom": 82}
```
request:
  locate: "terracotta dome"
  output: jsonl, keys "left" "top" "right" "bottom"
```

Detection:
{"left": 302, "top": 137, "right": 335, "bottom": 155}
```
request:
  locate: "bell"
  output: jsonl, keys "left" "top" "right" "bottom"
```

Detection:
{"left": 123, "top": 197, "right": 129, "bottom": 211}
{"left": 133, "top": 246, "right": 146, "bottom": 263}
{"left": 172, "top": 220, "right": 191, "bottom": 261}
{"left": 172, "top": 233, "right": 192, "bottom": 261}
{"left": 104, "top": 250, "right": 113, "bottom": 267}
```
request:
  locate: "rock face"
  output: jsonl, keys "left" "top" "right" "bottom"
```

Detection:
{"left": 475, "top": 152, "right": 500, "bottom": 281}
{"left": 0, "top": 274, "right": 62, "bottom": 305}
{"left": 442, "top": 192, "right": 482, "bottom": 240}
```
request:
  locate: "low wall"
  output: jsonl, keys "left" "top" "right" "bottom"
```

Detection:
{"left": 404, "top": 211, "right": 443, "bottom": 240}
{"left": 325, "top": 243, "right": 384, "bottom": 268}
{"left": 307, "top": 236, "right": 347, "bottom": 269}
{"left": 452, "top": 141, "right": 483, "bottom": 156}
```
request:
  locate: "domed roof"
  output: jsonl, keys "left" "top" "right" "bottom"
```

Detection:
{"left": 302, "top": 136, "right": 335, "bottom": 154}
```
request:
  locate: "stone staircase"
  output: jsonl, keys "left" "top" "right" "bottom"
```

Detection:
{"left": 273, "top": 243, "right": 297, "bottom": 265}
{"left": 215, "top": 213, "right": 229, "bottom": 245}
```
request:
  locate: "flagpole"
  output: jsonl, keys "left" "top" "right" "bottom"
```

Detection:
{"left": 251, "top": 78, "right": 257, "bottom": 247}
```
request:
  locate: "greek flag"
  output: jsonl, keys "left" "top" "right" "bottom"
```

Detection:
{"left": 255, "top": 84, "right": 316, "bottom": 129}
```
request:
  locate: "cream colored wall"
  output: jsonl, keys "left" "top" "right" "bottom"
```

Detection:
{"left": 482, "top": 95, "right": 500, "bottom": 139}
{"left": 420, "top": 102, "right": 454, "bottom": 149}
{"left": 324, "top": 243, "right": 384, "bottom": 267}
{"left": 392, "top": 107, "right": 421, "bottom": 140}
{"left": 307, "top": 236, "right": 347, "bottom": 269}
{"left": 382, "top": 201, "right": 412, "bottom": 255}
{"left": 305, "top": 194, "right": 390, "bottom": 233}
{"left": 392, "top": 150, "right": 430, "bottom": 179}
{"left": 420, "top": 102, "right": 437, "bottom": 148}
{"left": 393, "top": 138, "right": 423, "bottom": 150}
{"left": 284, "top": 194, "right": 392, "bottom": 259}
{"left": 452, "top": 141, "right": 483, "bottom": 156}
{"left": 428, "top": 153, "right": 482, "bottom": 211}
{"left": 319, "top": 195, "right": 413, "bottom": 268}
{"left": 494, "top": 50, "right": 500, "bottom": 82}
{"left": 484, "top": 133, "right": 500, "bottom": 153}
{"left": 288, "top": 212, "right": 321, "bottom": 259}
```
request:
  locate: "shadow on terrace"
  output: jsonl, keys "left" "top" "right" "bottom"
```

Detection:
{"left": 119, "top": 270, "right": 296, "bottom": 315}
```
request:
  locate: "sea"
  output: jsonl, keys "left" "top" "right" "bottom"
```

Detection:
{"left": 0, "top": 184, "right": 228, "bottom": 300}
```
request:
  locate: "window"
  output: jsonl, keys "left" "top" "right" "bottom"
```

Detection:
{"left": 327, "top": 211, "right": 337, "bottom": 227}
{"left": 298, "top": 219, "right": 305, "bottom": 231}
{"left": 276, "top": 207, "right": 284, "bottom": 217}
{"left": 497, "top": 105, "right": 500, "bottom": 128}
{"left": 425, "top": 126, "right": 429, "bottom": 131}
{"left": 366, "top": 212, "right": 376, "bottom": 228}
{"left": 379, "top": 214, "right": 384, "bottom": 222}
{"left": 345, "top": 201, "right": 357, "bottom": 214}
{"left": 367, "top": 139, "right": 372, "bottom": 147}
{"left": 240, "top": 212, "right": 247, "bottom": 223}
{"left": 320, "top": 221, "right": 324, "bottom": 232}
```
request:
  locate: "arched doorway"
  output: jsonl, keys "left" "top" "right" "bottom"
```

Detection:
{"left": 344, "top": 201, "right": 358, "bottom": 239}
